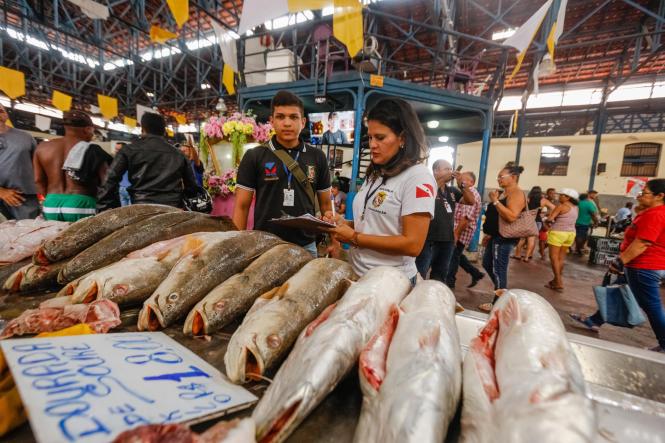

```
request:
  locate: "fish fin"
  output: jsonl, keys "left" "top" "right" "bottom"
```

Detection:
{"left": 275, "top": 282, "right": 289, "bottom": 299}
{"left": 181, "top": 236, "right": 205, "bottom": 257}
{"left": 305, "top": 302, "right": 337, "bottom": 337}
{"left": 359, "top": 304, "right": 401, "bottom": 391}
{"left": 418, "top": 325, "right": 441, "bottom": 349}
{"left": 500, "top": 294, "right": 522, "bottom": 327}
{"left": 259, "top": 286, "right": 280, "bottom": 300}
{"left": 4, "top": 266, "right": 28, "bottom": 292}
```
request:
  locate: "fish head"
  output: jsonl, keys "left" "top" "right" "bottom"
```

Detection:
{"left": 3, "top": 265, "right": 27, "bottom": 292}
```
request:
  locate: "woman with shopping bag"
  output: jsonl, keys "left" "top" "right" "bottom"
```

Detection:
{"left": 570, "top": 178, "right": 665, "bottom": 353}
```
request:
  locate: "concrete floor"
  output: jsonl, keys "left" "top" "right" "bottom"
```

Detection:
{"left": 451, "top": 250, "right": 665, "bottom": 350}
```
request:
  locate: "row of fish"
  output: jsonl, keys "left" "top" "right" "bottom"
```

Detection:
{"left": 1, "top": 205, "right": 236, "bottom": 293}
{"left": 238, "top": 272, "right": 598, "bottom": 443}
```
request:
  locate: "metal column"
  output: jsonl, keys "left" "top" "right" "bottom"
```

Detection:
{"left": 469, "top": 111, "right": 493, "bottom": 252}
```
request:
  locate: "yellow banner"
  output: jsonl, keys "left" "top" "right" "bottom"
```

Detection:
{"left": 333, "top": 0, "right": 363, "bottom": 58}
{"left": 223, "top": 64, "right": 235, "bottom": 95}
{"left": 97, "top": 94, "right": 118, "bottom": 120}
{"left": 546, "top": 22, "right": 557, "bottom": 60}
{"left": 52, "top": 90, "right": 72, "bottom": 112}
{"left": 174, "top": 113, "right": 186, "bottom": 124}
{"left": 124, "top": 116, "right": 137, "bottom": 128}
{"left": 287, "top": 0, "right": 331, "bottom": 12}
{"left": 167, "top": 0, "right": 189, "bottom": 28}
{"left": 150, "top": 25, "right": 177, "bottom": 44}
{"left": 0, "top": 67, "right": 25, "bottom": 99}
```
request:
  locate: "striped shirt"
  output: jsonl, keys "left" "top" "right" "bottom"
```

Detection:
{"left": 454, "top": 186, "right": 482, "bottom": 246}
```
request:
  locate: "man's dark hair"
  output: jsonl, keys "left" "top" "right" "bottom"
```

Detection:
{"left": 328, "top": 112, "right": 338, "bottom": 119}
{"left": 546, "top": 187, "right": 556, "bottom": 193}
{"left": 115, "top": 142, "right": 127, "bottom": 147}
{"left": 588, "top": 189, "right": 598, "bottom": 194}
{"left": 271, "top": 90, "right": 304, "bottom": 116}
{"left": 579, "top": 193, "right": 589, "bottom": 201}
{"left": 332, "top": 181, "right": 340, "bottom": 189}
{"left": 626, "top": 202, "right": 633, "bottom": 208}
{"left": 141, "top": 113, "right": 166, "bottom": 136}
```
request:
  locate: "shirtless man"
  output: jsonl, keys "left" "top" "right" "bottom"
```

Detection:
{"left": 33, "top": 111, "right": 112, "bottom": 222}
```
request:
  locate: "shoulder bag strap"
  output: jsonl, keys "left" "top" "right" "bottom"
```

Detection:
{"left": 269, "top": 147, "right": 317, "bottom": 208}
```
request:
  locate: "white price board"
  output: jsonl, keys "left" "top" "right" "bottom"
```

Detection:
{"left": 1, "top": 332, "right": 256, "bottom": 443}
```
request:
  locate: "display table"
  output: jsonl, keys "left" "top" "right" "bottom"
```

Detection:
{"left": 212, "top": 194, "right": 255, "bottom": 229}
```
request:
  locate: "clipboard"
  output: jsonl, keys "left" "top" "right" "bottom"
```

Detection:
{"left": 269, "top": 214, "right": 336, "bottom": 232}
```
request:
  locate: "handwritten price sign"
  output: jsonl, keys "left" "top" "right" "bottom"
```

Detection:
{"left": 1, "top": 332, "right": 256, "bottom": 443}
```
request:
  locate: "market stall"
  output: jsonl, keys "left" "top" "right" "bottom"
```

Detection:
{"left": 0, "top": 206, "right": 664, "bottom": 443}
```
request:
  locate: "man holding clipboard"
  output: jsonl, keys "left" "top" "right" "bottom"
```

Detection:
{"left": 233, "top": 91, "right": 332, "bottom": 257}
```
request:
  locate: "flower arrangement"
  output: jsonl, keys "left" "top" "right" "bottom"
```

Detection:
{"left": 203, "top": 112, "right": 274, "bottom": 167}
{"left": 204, "top": 168, "right": 237, "bottom": 198}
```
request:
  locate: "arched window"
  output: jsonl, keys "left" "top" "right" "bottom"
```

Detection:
{"left": 621, "top": 143, "right": 661, "bottom": 177}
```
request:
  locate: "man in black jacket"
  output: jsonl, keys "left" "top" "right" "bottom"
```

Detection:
{"left": 97, "top": 113, "right": 197, "bottom": 210}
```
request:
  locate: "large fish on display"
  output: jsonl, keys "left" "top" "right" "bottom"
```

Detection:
{"left": 3, "top": 260, "right": 68, "bottom": 293}
{"left": 0, "top": 259, "right": 31, "bottom": 288}
{"left": 183, "top": 243, "right": 313, "bottom": 336}
{"left": 225, "top": 258, "right": 355, "bottom": 384}
{"left": 33, "top": 204, "right": 179, "bottom": 265}
{"left": 138, "top": 231, "right": 284, "bottom": 331}
{"left": 251, "top": 267, "right": 411, "bottom": 443}
{"left": 354, "top": 280, "right": 462, "bottom": 443}
{"left": 461, "top": 290, "right": 597, "bottom": 443}
{"left": 60, "top": 233, "right": 229, "bottom": 306}
{"left": 0, "top": 219, "right": 68, "bottom": 264}
{"left": 58, "top": 212, "right": 236, "bottom": 283}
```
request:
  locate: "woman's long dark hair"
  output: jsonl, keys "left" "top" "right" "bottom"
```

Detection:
{"left": 365, "top": 98, "right": 428, "bottom": 179}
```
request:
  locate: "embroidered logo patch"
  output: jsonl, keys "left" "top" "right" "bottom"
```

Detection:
{"left": 264, "top": 162, "right": 277, "bottom": 177}
{"left": 307, "top": 165, "right": 316, "bottom": 183}
{"left": 372, "top": 191, "right": 387, "bottom": 208}
{"left": 416, "top": 183, "right": 434, "bottom": 199}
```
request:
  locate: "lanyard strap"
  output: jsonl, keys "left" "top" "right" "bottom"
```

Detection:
{"left": 361, "top": 177, "right": 384, "bottom": 220}
{"left": 269, "top": 139, "right": 301, "bottom": 189}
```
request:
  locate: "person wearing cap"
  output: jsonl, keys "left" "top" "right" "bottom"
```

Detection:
{"left": 33, "top": 110, "right": 112, "bottom": 221}
{"left": 0, "top": 104, "right": 40, "bottom": 220}
{"left": 544, "top": 188, "right": 579, "bottom": 292}
{"left": 97, "top": 113, "right": 198, "bottom": 210}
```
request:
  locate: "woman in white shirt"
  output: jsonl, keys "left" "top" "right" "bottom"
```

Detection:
{"left": 324, "top": 98, "right": 436, "bottom": 283}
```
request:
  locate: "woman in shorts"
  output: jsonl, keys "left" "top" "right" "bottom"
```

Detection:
{"left": 544, "top": 188, "right": 579, "bottom": 292}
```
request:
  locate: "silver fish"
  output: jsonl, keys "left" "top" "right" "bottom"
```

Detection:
{"left": 224, "top": 258, "right": 355, "bottom": 384}
{"left": 183, "top": 244, "right": 312, "bottom": 336}
{"left": 138, "top": 231, "right": 283, "bottom": 331}
{"left": 61, "top": 234, "right": 222, "bottom": 306}
{"left": 251, "top": 266, "right": 411, "bottom": 443}
{"left": 354, "top": 280, "right": 462, "bottom": 443}
{"left": 461, "top": 289, "right": 597, "bottom": 443}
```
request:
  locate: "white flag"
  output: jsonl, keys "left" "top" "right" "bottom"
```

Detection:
{"left": 238, "top": 0, "right": 288, "bottom": 35}
{"left": 504, "top": 0, "right": 553, "bottom": 80}
{"left": 35, "top": 115, "right": 51, "bottom": 132}
{"left": 211, "top": 22, "right": 239, "bottom": 72}
{"left": 67, "top": 0, "right": 110, "bottom": 20}
{"left": 137, "top": 104, "right": 158, "bottom": 122}
{"left": 555, "top": 0, "right": 568, "bottom": 41}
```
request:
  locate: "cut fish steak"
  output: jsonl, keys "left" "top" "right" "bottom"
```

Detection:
{"left": 251, "top": 266, "right": 411, "bottom": 443}
{"left": 0, "top": 219, "right": 68, "bottom": 264}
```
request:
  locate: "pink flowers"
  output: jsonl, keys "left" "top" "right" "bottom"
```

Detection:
{"left": 203, "top": 112, "right": 273, "bottom": 143}
{"left": 204, "top": 168, "right": 237, "bottom": 198}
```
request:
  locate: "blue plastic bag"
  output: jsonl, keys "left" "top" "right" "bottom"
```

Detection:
{"left": 593, "top": 273, "right": 646, "bottom": 328}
